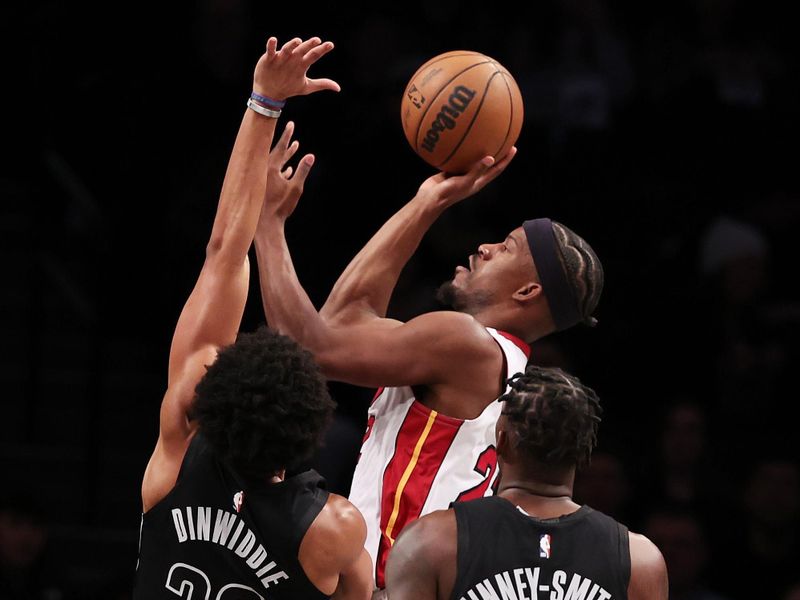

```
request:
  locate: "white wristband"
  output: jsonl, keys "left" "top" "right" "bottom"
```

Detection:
{"left": 246, "top": 98, "right": 281, "bottom": 119}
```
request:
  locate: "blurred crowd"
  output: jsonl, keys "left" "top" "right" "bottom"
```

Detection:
{"left": 2, "top": 0, "right": 798, "bottom": 598}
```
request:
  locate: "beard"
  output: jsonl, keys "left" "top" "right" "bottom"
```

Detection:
{"left": 435, "top": 280, "right": 494, "bottom": 314}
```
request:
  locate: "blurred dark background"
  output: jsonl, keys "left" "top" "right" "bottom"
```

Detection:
{"left": 2, "top": 0, "right": 799, "bottom": 598}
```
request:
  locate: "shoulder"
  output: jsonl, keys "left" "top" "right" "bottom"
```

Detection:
{"left": 627, "top": 531, "right": 668, "bottom": 600}
{"left": 392, "top": 508, "right": 457, "bottom": 567}
{"left": 405, "top": 311, "right": 499, "bottom": 352}
{"left": 303, "top": 493, "right": 367, "bottom": 564}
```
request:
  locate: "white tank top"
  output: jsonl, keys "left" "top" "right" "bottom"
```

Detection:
{"left": 347, "top": 327, "right": 530, "bottom": 588}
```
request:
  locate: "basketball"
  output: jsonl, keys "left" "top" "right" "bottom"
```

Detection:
{"left": 400, "top": 51, "right": 524, "bottom": 174}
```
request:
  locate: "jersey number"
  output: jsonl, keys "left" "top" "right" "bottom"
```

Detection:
{"left": 165, "top": 563, "right": 264, "bottom": 599}
{"left": 455, "top": 445, "right": 499, "bottom": 503}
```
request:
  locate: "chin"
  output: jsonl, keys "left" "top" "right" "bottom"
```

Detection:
{"left": 436, "top": 281, "right": 463, "bottom": 310}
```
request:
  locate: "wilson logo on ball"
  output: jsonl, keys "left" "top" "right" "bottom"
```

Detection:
{"left": 420, "top": 85, "right": 476, "bottom": 153}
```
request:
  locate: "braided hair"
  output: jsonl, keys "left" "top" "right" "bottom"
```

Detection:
{"left": 499, "top": 365, "right": 602, "bottom": 469}
{"left": 552, "top": 221, "right": 604, "bottom": 326}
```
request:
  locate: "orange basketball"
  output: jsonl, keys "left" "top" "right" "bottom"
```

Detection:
{"left": 400, "top": 51, "right": 524, "bottom": 174}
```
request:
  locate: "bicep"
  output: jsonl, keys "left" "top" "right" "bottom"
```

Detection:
{"left": 315, "top": 312, "right": 491, "bottom": 388}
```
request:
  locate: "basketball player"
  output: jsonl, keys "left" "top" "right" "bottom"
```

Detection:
{"left": 254, "top": 127, "right": 603, "bottom": 590}
{"left": 133, "top": 36, "right": 372, "bottom": 599}
{"left": 385, "top": 365, "right": 668, "bottom": 600}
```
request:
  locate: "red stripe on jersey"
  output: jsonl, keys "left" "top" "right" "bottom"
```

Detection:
{"left": 371, "top": 387, "right": 385, "bottom": 405}
{"left": 496, "top": 330, "right": 531, "bottom": 359}
{"left": 375, "top": 401, "right": 462, "bottom": 588}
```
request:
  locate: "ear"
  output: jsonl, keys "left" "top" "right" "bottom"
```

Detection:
{"left": 496, "top": 428, "right": 513, "bottom": 464}
{"left": 512, "top": 281, "right": 542, "bottom": 303}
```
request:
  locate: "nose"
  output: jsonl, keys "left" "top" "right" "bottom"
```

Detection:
{"left": 477, "top": 243, "right": 499, "bottom": 259}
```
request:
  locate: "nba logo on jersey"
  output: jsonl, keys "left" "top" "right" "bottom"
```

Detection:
{"left": 233, "top": 490, "right": 244, "bottom": 513}
{"left": 539, "top": 534, "right": 552, "bottom": 558}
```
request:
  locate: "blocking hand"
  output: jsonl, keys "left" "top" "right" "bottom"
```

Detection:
{"left": 261, "top": 121, "right": 315, "bottom": 223}
{"left": 253, "top": 36, "right": 340, "bottom": 101}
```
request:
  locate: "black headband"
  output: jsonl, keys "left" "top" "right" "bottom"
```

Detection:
{"left": 522, "top": 218, "right": 582, "bottom": 331}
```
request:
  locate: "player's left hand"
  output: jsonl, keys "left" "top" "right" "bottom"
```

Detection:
{"left": 253, "top": 36, "right": 341, "bottom": 101}
{"left": 261, "top": 121, "right": 314, "bottom": 223}
{"left": 416, "top": 147, "right": 517, "bottom": 209}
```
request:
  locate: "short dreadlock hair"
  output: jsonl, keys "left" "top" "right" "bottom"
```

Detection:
{"left": 552, "top": 221, "right": 604, "bottom": 326}
{"left": 191, "top": 326, "right": 335, "bottom": 481}
{"left": 499, "top": 365, "right": 602, "bottom": 469}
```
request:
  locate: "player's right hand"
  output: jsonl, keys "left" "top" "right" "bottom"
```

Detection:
{"left": 415, "top": 147, "right": 517, "bottom": 210}
{"left": 261, "top": 121, "right": 314, "bottom": 223}
{"left": 253, "top": 36, "right": 341, "bottom": 101}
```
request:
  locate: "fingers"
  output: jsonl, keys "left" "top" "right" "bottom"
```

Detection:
{"left": 493, "top": 146, "right": 517, "bottom": 170}
{"left": 306, "top": 77, "right": 342, "bottom": 93}
{"left": 275, "top": 120, "right": 295, "bottom": 150}
{"left": 280, "top": 37, "right": 302, "bottom": 54}
{"left": 474, "top": 147, "right": 517, "bottom": 187}
{"left": 271, "top": 122, "right": 301, "bottom": 172}
{"left": 266, "top": 37, "right": 278, "bottom": 58}
{"left": 292, "top": 154, "right": 315, "bottom": 186}
{"left": 294, "top": 37, "right": 322, "bottom": 56}
{"left": 258, "top": 35, "right": 337, "bottom": 99}
{"left": 303, "top": 40, "right": 334, "bottom": 64}
{"left": 285, "top": 140, "right": 300, "bottom": 162}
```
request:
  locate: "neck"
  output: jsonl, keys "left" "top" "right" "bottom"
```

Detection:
{"left": 496, "top": 464, "right": 580, "bottom": 518}
{"left": 498, "top": 480, "right": 580, "bottom": 518}
{"left": 498, "top": 478, "right": 573, "bottom": 500}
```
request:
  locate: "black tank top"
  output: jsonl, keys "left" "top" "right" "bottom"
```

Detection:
{"left": 452, "top": 497, "right": 630, "bottom": 600}
{"left": 133, "top": 434, "right": 330, "bottom": 600}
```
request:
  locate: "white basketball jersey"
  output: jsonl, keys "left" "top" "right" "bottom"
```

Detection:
{"left": 348, "top": 327, "right": 530, "bottom": 588}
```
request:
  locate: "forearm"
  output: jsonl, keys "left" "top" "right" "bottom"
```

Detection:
{"left": 321, "top": 193, "right": 445, "bottom": 322}
{"left": 255, "top": 221, "right": 330, "bottom": 350}
{"left": 207, "top": 110, "right": 277, "bottom": 264}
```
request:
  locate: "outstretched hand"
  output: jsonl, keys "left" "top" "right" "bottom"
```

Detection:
{"left": 253, "top": 36, "right": 340, "bottom": 101}
{"left": 416, "top": 147, "right": 517, "bottom": 209}
{"left": 261, "top": 121, "right": 314, "bottom": 223}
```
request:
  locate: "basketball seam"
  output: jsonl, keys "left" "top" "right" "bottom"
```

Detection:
{"left": 435, "top": 70, "right": 502, "bottom": 170}
{"left": 407, "top": 52, "right": 487, "bottom": 83}
{"left": 412, "top": 60, "right": 494, "bottom": 153}
{"left": 492, "top": 70, "right": 516, "bottom": 158}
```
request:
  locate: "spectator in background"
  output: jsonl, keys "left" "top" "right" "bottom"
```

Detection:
{"left": 638, "top": 400, "right": 729, "bottom": 523}
{"left": 0, "top": 496, "right": 64, "bottom": 600}
{"left": 574, "top": 450, "right": 635, "bottom": 525}
{"left": 697, "top": 216, "right": 787, "bottom": 450}
{"left": 643, "top": 507, "right": 729, "bottom": 600}
{"left": 712, "top": 457, "right": 800, "bottom": 599}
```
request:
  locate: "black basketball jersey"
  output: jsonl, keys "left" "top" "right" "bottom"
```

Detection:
{"left": 451, "top": 496, "right": 631, "bottom": 600}
{"left": 133, "top": 434, "right": 330, "bottom": 600}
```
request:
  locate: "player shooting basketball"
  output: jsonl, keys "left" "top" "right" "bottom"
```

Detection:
{"left": 254, "top": 112, "right": 603, "bottom": 593}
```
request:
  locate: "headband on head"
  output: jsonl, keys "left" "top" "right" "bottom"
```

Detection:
{"left": 522, "top": 218, "right": 583, "bottom": 331}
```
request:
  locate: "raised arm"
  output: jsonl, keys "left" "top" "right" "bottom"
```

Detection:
{"left": 142, "top": 36, "right": 339, "bottom": 512}
{"left": 253, "top": 136, "right": 505, "bottom": 387}
{"left": 320, "top": 148, "right": 518, "bottom": 325}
